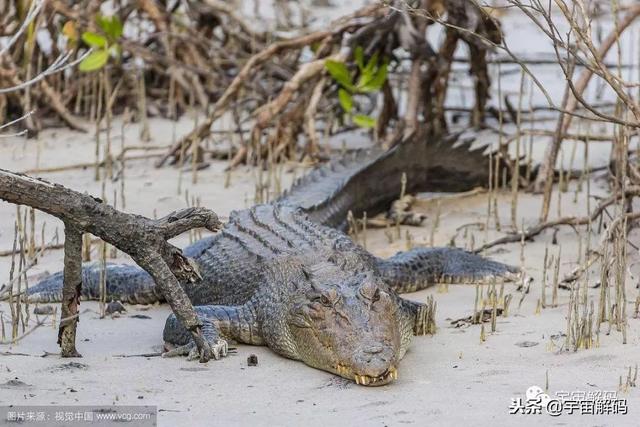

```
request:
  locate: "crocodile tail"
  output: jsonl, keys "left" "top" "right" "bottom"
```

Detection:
{"left": 21, "top": 263, "right": 162, "bottom": 305}
{"left": 278, "top": 130, "right": 494, "bottom": 228}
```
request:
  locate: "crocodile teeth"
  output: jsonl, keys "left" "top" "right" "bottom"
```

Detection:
{"left": 354, "top": 375, "right": 360, "bottom": 385}
{"left": 390, "top": 368, "right": 398, "bottom": 380}
{"left": 360, "top": 376, "right": 370, "bottom": 386}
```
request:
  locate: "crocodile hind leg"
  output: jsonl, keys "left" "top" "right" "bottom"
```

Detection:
{"left": 27, "top": 263, "right": 163, "bottom": 304}
{"left": 162, "top": 303, "right": 264, "bottom": 361}
{"left": 378, "top": 247, "right": 521, "bottom": 294}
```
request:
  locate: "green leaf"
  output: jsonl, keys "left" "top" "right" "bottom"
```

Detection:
{"left": 81, "top": 31, "right": 107, "bottom": 48}
{"left": 356, "top": 53, "right": 385, "bottom": 91}
{"left": 363, "top": 51, "right": 379, "bottom": 76}
{"left": 338, "top": 88, "right": 353, "bottom": 113}
{"left": 79, "top": 49, "right": 109, "bottom": 72}
{"left": 97, "top": 15, "right": 123, "bottom": 40}
{"left": 110, "top": 16, "right": 123, "bottom": 39}
{"left": 111, "top": 16, "right": 124, "bottom": 38}
{"left": 353, "top": 114, "right": 376, "bottom": 128}
{"left": 356, "top": 68, "right": 374, "bottom": 91}
{"left": 360, "top": 59, "right": 389, "bottom": 93}
{"left": 354, "top": 46, "right": 364, "bottom": 70}
{"left": 325, "top": 60, "right": 353, "bottom": 90}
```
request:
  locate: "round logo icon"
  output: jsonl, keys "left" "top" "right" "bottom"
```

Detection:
{"left": 526, "top": 385, "right": 551, "bottom": 406}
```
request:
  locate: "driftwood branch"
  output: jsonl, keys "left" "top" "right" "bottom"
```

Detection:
{"left": 59, "top": 224, "right": 82, "bottom": 356}
{"left": 475, "top": 186, "right": 640, "bottom": 253}
{"left": 0, "top": 169, "right": 221, "bottom": 361}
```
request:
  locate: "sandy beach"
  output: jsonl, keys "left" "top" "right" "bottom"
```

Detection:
{"left": 0, "top": 116, "right": 637, "bottom": 426}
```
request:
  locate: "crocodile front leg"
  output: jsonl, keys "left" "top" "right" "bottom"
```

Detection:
{"left": 162, "top": 303, "right": 264, "bottom": 361}
{"left": 378, "top": 247, "right": 521, "bottom": 294}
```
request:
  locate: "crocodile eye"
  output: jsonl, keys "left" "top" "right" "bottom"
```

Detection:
{"left": 312, "top": 294, "right": 333, "bottom": 307}
{"left": 372, "top": 288, "right": 380, "bottom": 302}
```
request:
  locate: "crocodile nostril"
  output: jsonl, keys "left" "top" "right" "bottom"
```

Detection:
{"left": 363, "top": 345, "right": 383, "bottom": 354}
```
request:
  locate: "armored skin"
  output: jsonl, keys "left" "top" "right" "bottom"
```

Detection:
{"left": 27, "top": 133, "right": 520, "bottom": 386}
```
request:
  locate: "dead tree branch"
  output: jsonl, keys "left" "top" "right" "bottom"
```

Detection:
{"left": 475, "top": 186, "right": 640, "bottom": 253}
{"left": 0, "top": 169, "right": 221, "bottom": 361}
{"left": 533, "top": 3, "right": 640, "bottom": 220}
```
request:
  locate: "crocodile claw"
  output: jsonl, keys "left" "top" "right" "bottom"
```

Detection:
{"left": 163, "top": 338, "right": 228, "bottom": 361}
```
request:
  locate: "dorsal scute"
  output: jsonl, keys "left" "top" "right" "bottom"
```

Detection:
{"left": 277, "top": 149, "right": 381, "bottom": 215}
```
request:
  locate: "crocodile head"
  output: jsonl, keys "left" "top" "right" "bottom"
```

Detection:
{"left": 288, "top": 269, "right": 401, "bottom": 386}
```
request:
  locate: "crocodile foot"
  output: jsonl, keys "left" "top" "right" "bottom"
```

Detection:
{"left": 163, "top": 338, "right": 228, "bottom": 361}
{"left": 162, "top": 319, "right": 228, "bottom": 362}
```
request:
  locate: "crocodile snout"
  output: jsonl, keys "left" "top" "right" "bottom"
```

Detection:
{"left": 349, "top": 344, "right": 397, "bottom": 386}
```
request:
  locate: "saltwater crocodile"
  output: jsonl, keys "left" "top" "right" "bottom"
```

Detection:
{"left": 27, "top": 132, "right": 520, "bottom": 386}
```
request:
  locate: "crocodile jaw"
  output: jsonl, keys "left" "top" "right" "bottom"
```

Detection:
{"left": 336, "top": 364, "right": 399, "bottom": 386}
